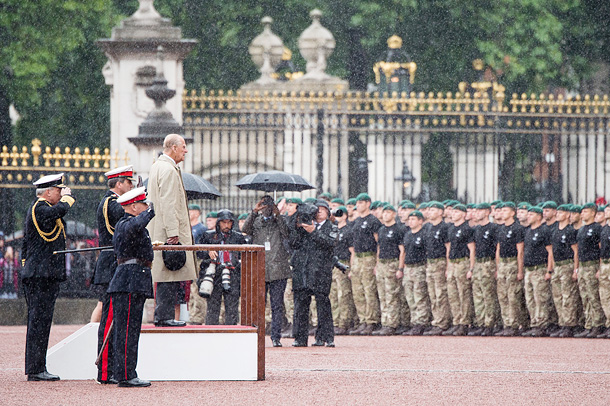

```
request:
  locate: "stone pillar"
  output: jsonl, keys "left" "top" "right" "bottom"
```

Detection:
{"left": 97, "top": 0, "right": 196, "bottom": 176}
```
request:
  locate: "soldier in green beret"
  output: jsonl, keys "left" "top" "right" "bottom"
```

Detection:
{"left": 330, "top": 198, "right": 345, "bottom": 211}
{"left": 370, "top": 201, "right": 384, "bottom": 220}
{"left": 542, "top": 201, "right": 558, "bottom": 232}
{"left": 318, "top": 192, "right": 332, "bottom": 202}
{"left": 570, "top": 205, "right": 582, "bottom": 230}
{"left": 517, "top": 202, "right": 531, "bottom": 226}
{"left": 599, "top": 204, "right": 610, "bottom": 337}
{"left": 346, "top": 198, "right": 358, "bottom": 222}
{"left": 466, "top": 203, "right": 477, "bottom": 227}
{"left": 595, "top": 206, "right": 607, "bottom": 226}
{"left": 206, "top": 211, "right": 218, "bottom": 230}
{"left": 574, "top": 203, "right": 606, "bottom": 338}
{"left": 348, "top": 193, "right": 382, "bottom": 335}
{"left": 520, "top": 206, "right": 554, "bottom": 337}
{"left": 548, "top": 204, "right": 579, "bottom": 337}
{"left": 492, "top": 201, "right": 504, "bottom": 225}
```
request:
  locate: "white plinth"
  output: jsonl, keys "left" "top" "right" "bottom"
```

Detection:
{"left": 46, "top": 323, "right": 259, "bottom": 381}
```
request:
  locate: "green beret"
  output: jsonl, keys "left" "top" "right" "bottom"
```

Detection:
{"left": 600, "top": 204, "right": 608, "bottom": 211}
{"left": 238, "top": 213, "right": 248, "bottom": 220}
{"left": 429, "top": 201, "right": 444, "bottom": 210}
{"left": 409, "top": 210, "right": 424, "bottom": 219}
{"left": 188, "top": 204, "right": 201, "bottom": 211}
{"left": 399, "top": 200, "right": 413, "bottom": 206}
{"left": 346, "top": 198, "right": 357, "bottom": 205}
{"left": 419, "top": 202, "right": 429, "bottom": 209}
{"left": 356, "top": 193, "right": 371, "bottom": 202}
{"left": 466, "top": 203, "right": 475, "bottom": 209}
{"left": 453, "top": 204, "right": 467, "bottom": 212}
{"left": 304, "top": 197, "right": 317, "bottom": 204}
{"left": 503, "top": 202, "right": 516, "bottom": 210}
{"left": 536, "top": 201, "right": 545, "bottom": 207}
{"left": 528, "top": 206, "right": 543, "bottom": 215}
{"left": 318, "top": 192, "right": 332, "bottom": 199}
{"left": 476, "top": 203, "right": 491, "bottom": 210}
{"left": 557, "top": 204, "right": 571, "bottom": 212}
{"left": 207, "top": 211, "right": 218, "bottom": 218}
{"left": 582, "top": 202, "right": 597, "bottom": 211}
{"left": 401, "top": 202, "right": 416, "bottom": 209}
{"left": 491, "top": 200, "right": 501, "bottom": 206}
{"left": 517, "top": 202, "right": 531, "bottom": 210}
{"left": 370, "top": 201, "right": 382, "bottom": 209}
{"left": 286, "top": 197, "right": 303, "bottom": 204}
{"left": 442, "top": 199, "right": 451, "bottom": 205}
{"left": 331, "top": 198, "right": 345, "bottom": 204}
{"left": 542, "top": 201, "right": 557, "bottom": 209}
{"left": 495, "top": 202, "right": 505, "bottom": 209}
{"left": 446, "top": 200, "right": 460, "bottom": 207}
{"left": 336, "top": 206, "right": 348, "bottom": 215}
{"left": 570, "top": 204, "right": 582, "bottom": 213}
{"left": 383, "top": 205, "right": 396, "bottom": 212}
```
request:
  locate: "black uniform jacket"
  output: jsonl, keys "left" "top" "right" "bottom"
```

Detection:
{"left": 198, "top": 229, "right": 246, "bottom": 280}
{"left": 93, "top": 190, "right": 124, "bottom": 285}
{"left": 108, "top": 209, "right": 155, "bottom": 297}
{"left": 22, "top": 196, "right": 74, "bottom": 281}
{"left": 290, "top": 220, "right": 338, "bottom": 295}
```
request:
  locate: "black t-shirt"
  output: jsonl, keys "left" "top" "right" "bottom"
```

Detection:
{"left": 403, "top": 227, "right": 427, "bottom": 264}
{"left": 350, "top": 214, "right": 382, "bottom": 253}
{"left": 425, "top": 221, "right": 448, "bottom": 259}
{"left": 543, "top": 221, "right": 559, "bottom": 235}
{"left": 577, "top": 222, "right": 602, "bottom": 262}
{"left": 377, "top": 222, "right": 406, "bottom": 259}
{"left": 335, "top": 223, "right": 353, "bottom": 261}
{"left": 551, "top": 224, "right": 577, "bottom": 262}
{"left": 600, "top": 225, "right": 610, "bottom": 259}
{"left": 474, "top": 222, "right": 498, "bottom": 259}
{"left": 497, "top": 222, "right": 525, "bottom": 258}
{"left": 523, "top": 225, "right": 551, "bottom": 267}
{"left": 448, "top": 222, "right": 475, "bottom": 259}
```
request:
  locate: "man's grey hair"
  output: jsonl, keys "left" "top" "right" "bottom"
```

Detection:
{"left": 163, "top": 134, "right": 184, "bottom": 151}
{"left": 36, "top": 187, "right": 52, "bottom": 196}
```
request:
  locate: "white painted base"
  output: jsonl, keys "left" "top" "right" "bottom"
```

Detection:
{"left": 46, "top": 323, "right": 258, "bottom": 381}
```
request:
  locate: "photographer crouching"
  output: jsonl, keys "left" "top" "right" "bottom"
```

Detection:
{"left": 289, "top": 200, "right": 338, "bottom": 347}
{"left": 198, "top": 210, "right": 246, "bottom": 325}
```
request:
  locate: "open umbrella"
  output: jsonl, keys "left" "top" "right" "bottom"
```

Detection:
{"left": 235, "top": 170, "right": 315, "bottom": 199}
{"left": 144, "top": 172, "right": 221, "bottom": 200}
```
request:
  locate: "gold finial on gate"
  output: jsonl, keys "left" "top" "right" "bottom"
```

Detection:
{"left": 31, "top": 139, "right": 42, "bottom": 166}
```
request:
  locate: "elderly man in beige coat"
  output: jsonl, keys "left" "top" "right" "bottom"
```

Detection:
{"left": 147, "top": 134, "right": 197, "bottom": 327}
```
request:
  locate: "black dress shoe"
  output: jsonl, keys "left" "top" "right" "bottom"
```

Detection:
{"left": 272, "top": 339, "right": 282, "bottom": 347}
{"left": 311, "top": 339, "right": 325, "bottom": 346}
{"left": 97, "top": 378, "right": 118, "bottom": 384}
{"left": 154, "top": 319, "right": 186, "bottom": 327}
{"left": 574, "top": 328, "right": 591, "bottom": 338}
{"left": 117, "top": 377, "right": 151, "bottom": 387}
{"left": 28, "top": 371, "right": 60, "bottom": 381}
{"left": 292, "top": 340, "right": 308, "bottom": 347}
{"left": 467, "top": 327, "right": 484, "bottom": 336}
{"left": 326, "top": 341, "right": 335, "bottom": 348}
{"left": 480, "top": 327, "right": 494, "bottom": 337}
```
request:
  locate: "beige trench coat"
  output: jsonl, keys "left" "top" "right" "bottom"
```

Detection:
{"left": 147, "top": 155, "right": 197, "bottom": 282}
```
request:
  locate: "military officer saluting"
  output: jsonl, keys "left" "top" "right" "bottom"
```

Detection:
{"left": 109, "top": 187, "right": 155, "bottom": 387}
{"left": 22, "top": 173, "right": 75, "bottom": 381}
{"left": 93, "top": 165, "right": 135, "bottom": 384}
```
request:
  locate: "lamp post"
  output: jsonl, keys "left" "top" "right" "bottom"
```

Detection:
{"left": 395, "top": 161, "right": 416, "bottom": 200}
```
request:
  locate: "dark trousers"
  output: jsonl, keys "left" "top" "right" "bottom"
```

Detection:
{"left": 206, "top": 270, "right": 241, "bottom": 325}
{"left": 154, "top": 281, "right": 181, "bottom": 321}
{"left": 294, "top": 289, "right": 334, "bottom": 343}
{"left": 112, "top": 292, "right": 146, "bottom": 382}
{"left": 265, "top": 279, "right": 287, "bottom": 341}
{"left": 96, "top": 287, "right": 114, "bottom": 381}
{"left": 23, "top": 278, "right": 60, "bottom": 375}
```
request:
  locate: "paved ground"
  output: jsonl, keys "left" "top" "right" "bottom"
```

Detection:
{"left": 1, "top": 325, "right": 610, "bottom": 405}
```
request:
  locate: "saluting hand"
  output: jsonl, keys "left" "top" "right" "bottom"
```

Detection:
{"left": 61, "top": 187, "right": 72, "bottom": 196}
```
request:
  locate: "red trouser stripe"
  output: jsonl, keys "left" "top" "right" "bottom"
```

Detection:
{"left": 100, "top": 297, "right": 114, "bottom": 380}
{"left": 124, "top": 294, "right": 131, "bottom": 381}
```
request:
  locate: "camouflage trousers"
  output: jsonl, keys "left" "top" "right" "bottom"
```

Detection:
{"left": 188, "top": 282, "right": 208, "bottom": 324}
{"left": 496, "top": 258, "right": 527, "bottom": 329}
{"left": 426, "top": 259, "right": 452, "bottom": 329}
{"left": 551, "top": 261, "right": 580, "bottom": 327}
{"left": 578, "top": 262, "right": 606, "bottom": 329}
{"left": 351, "top": 254, "right": 381, "bottom": 325}
{"left": 403, "top": 262, "right": 431, "bottom": 326}
{"left": 376, "top": 259, "right": 402, "bottom": 328}
{"left": 330, "top": 268, "right": 358, "bottom": 329}
{"left": 447, "top": 259, "right": 473, "bottom": 326}
{"left": 472, "top": 259, "right": 498, "bottom": 328}
{"left": 599, "top": 262, "right": 610, "bottom": 328}
{"left": 524, "top": 265, "right": 552, "bottom": 328}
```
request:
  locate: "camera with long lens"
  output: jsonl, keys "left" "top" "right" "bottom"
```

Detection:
{"left": 295, "top": 203, "right": 318, "bottom": 226}
{"left": 198, "top": 264, "right": 216, "bottom": 298}
{"left": 331, "top": 208, "right": 345, "bottom": 217}
{"left": 332, "top": 255, "right": 350, "bottom": 273}
{"left": 217, "top": 262, "right": 234, "bottom": 292}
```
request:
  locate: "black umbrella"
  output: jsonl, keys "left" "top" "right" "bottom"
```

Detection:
{"left": 144, "top": 172, "right": 221, "bottom": 200}
{"left": 235, "top": 170, "right": 315, "bottom": 193}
